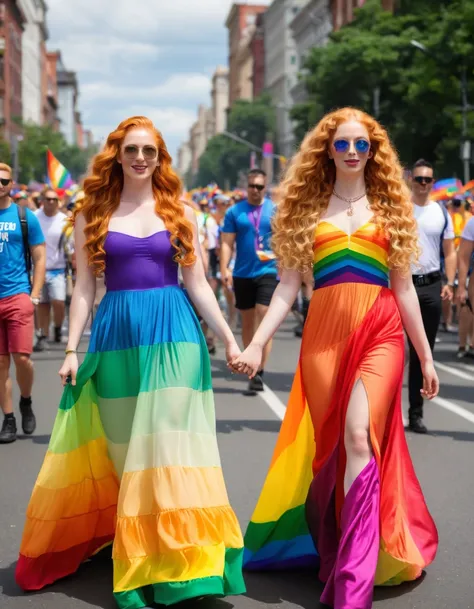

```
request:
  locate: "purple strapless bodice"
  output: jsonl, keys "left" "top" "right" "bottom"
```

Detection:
{"left": 104, "top": 230, "right": 179, "bottom": 291}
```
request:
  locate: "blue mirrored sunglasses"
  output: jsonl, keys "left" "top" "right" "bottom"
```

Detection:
{"left": 333, "top": 138, "right": 370, "bottom": 154}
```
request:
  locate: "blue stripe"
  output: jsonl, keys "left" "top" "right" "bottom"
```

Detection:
{"left": 89, "top": 285, "right": 201, "bottom": 353}
{"left": 316, "top": 256, "right": 388, "bottom": 281}
{"left": 243, "top": 534, "right": 318, "bottom": 568}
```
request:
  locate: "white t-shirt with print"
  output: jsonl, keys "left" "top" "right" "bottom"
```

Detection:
{"left": 461, "top": 216, "right": 474, "bottom": 241}
{"left": 411, "top": 202, "right": 455, "bottom": 275}
{"left": 35, "top": 209, "right": 68, "bottom": 270}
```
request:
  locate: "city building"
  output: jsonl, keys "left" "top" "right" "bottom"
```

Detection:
{"left": 250, "top": 12, "right": 265, "bottom": 98}
{"left": 189, "top": 104, "right": 214, "bottom": 175}
{"left": 18, "top": 0, "right": 46, "bottom": 125}
{"left": 225, "top": 3, "right": 267, "bottom": 106}
{"left": 83, "top": 128, "right": 94, "bottom": 149}
{"left": 176, "top": 141, "right": 192, "bottom": 180}
{"left": 211, "top": 65, "right": 229, "bottom": 135}
{"left": 290, "top": 0, "right": 332, "bottom": 104}
{"left": 56, "top": 53, "right": 78, "bottom": 145}
{"left": 332, "top": 0, "right": 395, "bottom": 30}
{"left": 264, "top": 0, "right": 307, "bottom": 159}
{"left": 0, "top": 0, "right": 25, "bottom": 143}
{"left": 43, "top": 49, "right": 59, "bottom": 129}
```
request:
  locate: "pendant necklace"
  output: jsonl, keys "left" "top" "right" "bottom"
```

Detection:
{"left": 333, "top": 189, "right": 366, "bottom": 217}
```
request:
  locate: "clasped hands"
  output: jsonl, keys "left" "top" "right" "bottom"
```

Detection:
{"left": 226, "top": 341, "right": 263, "bottom": 379}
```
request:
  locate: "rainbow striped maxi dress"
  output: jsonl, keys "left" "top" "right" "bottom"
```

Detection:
{"left": 16, "top": 230, "right": 246, "bottom": 609}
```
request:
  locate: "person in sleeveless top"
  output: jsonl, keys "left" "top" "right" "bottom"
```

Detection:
{"left": 15, "top": 117, "right": 246, "bottom": 609}
{"left": 231, "top": 108, "right": 439, "bottom": 609}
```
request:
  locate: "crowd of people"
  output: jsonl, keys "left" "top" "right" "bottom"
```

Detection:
{"left": 0, "top": 111, "right": 472, "bottom": 609}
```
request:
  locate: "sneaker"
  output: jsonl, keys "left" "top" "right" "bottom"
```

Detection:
{"left": 33, "top": 336, "right": 46, "bottom": 352}
{"left": 19, "top": 398, "right": 36, "bottom": 435}
{"left": 0, "top": 416, "right": 17, "bottom": 444}
{"left": 54, "top": 326, "right": 62, "bottom": 343}
{"left": 408, "top": 418, "right": 428, "bottom": 434}
{"left": 457, "top": 347, "right": 467, "bottom": 359}
{"left": 249, "top": 374, "right": 264, "bottom": 392}
{"left": 465, "top": 348, "right": 474, "bottom": 360}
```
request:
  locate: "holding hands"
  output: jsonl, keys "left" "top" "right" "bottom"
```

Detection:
{"left": 228, "top": 342, "right": 263, "bottom": 379}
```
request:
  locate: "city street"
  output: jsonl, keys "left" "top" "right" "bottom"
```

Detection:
{"left": 0, "top": 320, "right": 473, "bottom": 609}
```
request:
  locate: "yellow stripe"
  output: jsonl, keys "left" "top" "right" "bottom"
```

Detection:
{"left": 314, "top": 242, "right": 348, "bottom": 264}
{"left": 251, "top": 405, "right": 315, "bottom": 524}
{"left": 113, "top": 543, "right": 227, "bottom": 591}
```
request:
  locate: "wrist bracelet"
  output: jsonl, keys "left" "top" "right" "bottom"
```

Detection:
{"left": 65, "top": 349, "right": 77, "bottom": 355}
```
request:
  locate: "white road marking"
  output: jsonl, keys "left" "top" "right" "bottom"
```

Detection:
{"left": 261, "top": 383, "right": 286, "bottom": 421}
{"left": 432, "top": 395, "right": 474, "bottom": 425}
{"left": 434, "top": 361, "right": 474, "bottom": 382}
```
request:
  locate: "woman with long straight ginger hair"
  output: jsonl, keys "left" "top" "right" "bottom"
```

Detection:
{"left": 16, "top": 117, "right": 246, "bottom": 608}
{"left": 232, "top": 108, "right": 439, "bottom": 608}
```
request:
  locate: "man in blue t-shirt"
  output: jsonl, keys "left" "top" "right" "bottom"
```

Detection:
{"left": 0, "top": 163, "right": 46, "bottom": 444}
{"left": 220, "top": 168, "right": 278, "bottom": 394}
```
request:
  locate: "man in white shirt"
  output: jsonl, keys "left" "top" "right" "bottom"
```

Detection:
{"left": 34, "top": 189, "right": 69, "bottom": 351}
{"left": 409, "top": 159, "right": 457, "bottom": 433}
{"left": 456, "top": 216, "right": 474, "bottom": 358}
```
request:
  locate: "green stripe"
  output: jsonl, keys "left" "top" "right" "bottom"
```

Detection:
{"left": 98, "top": 387, "right": 215, "bottom": 444}
{"left": 114, "top": 548, "right": 245, "bottom": 609}
{"left": 59, "top": 342, "right": 212, "bottom": 411}
{"left": 49, "top": 385, "right": 105, "bottom": 454}
{"left": 244, "top": 504, "right": 309, "bottom": 552}
{"left": 314, "top": 247, "right": 348, "bottom": 271}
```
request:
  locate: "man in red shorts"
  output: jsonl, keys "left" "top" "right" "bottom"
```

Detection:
{"left": 0, "top": 163, "right": 46, "bottom": 443}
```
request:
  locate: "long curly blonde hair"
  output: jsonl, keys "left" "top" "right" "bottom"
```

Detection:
{"left": 273, "top": 107, "right": 419, "bottom": 274}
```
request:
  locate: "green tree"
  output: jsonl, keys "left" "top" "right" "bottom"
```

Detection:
{"left": 0, "top": 138, "right": 11, "bottom": 165}
{"left": 17, "top": 122, "right": 97, "bottom": 185}
{"left": 292, "top": 0, "right": 474, "bottom": 177}
{"left": 195, "top": 93, "right": 277, "bottom": 188}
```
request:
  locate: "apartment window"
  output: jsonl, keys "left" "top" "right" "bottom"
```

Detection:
{"left": 292, "top": 6, "right": 299, "bottom": 14}
{"left": 291, "top": 55, "right": 297, "bottom": 65}
{"left": 246, "top": 13, "right": 256, "bottom": 26}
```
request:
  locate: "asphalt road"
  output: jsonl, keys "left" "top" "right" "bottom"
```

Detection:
{"left": 0, "top": 321, "right": 473, "bottom": 609}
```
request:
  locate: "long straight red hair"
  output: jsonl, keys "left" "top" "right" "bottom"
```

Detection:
{"left": 73, "top": 116, "right": 195, "bottom": 276}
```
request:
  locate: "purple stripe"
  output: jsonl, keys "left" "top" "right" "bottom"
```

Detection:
{"left": 316, "top": 270, "right": 388, "bottom": 289}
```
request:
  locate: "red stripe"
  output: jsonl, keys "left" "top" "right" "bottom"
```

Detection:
{"left": 16, "top": 535, "right": 114, "bottom": 591}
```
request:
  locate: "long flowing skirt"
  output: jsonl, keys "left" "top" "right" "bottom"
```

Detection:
{"left": 16, "top": 285, "right": 246, "bottom": 609}
{"left": 244, "top": 284, "right": 438, "bottom": 609}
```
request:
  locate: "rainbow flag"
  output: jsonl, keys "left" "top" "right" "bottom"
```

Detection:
{"left": 47, "top": 149, "right": 74, "bottom": 190}
{"left": 431, "top": 178, "right": 463, "bottom": 201}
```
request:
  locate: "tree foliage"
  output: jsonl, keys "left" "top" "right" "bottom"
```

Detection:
{"left": 195, "top": 93, "right": 277, "bottom": 188}
{"left": 292, "top": 0, "right": 474, "bottom": 177}
{"left": 16, "top": 122, "right": 97, "bottom": 185}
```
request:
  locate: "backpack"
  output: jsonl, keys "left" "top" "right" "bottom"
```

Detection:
{"left": 15, "top": 204, "right": 31, "bottom": 287}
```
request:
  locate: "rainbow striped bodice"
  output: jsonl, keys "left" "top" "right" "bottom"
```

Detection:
{"left": 313, "top": 220, "right": 390, "bottom": 290}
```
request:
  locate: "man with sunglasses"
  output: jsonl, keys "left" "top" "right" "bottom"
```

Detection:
{"left": 34, "top": 188, "right": 69, "bottom": 352}
{"left": 409, "top": 159, "right": 457, "bottom": 433}
{"left": 456, "top": 216, "right": 474, "bottom": 358}
{"left": 220, "top": 169, "right": 277, "bottom": 395}
{"left": 0, "top": 163, "right": 45, "bottom": 444}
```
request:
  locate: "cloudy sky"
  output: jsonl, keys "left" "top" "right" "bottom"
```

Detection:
{"left": 46, "top": 0, "right": 271, "bottom": 161}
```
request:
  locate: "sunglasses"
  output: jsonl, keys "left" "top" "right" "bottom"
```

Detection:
{"left": 333, "top": 138, "right": 371, "bottom": 154}
{"left": 45, "top": 197, "right": 59, "bottom": 203}
{"left": 413, "top": 176, "right": 434, "bottom": 185}
{"left": 248, "top": 184, "right": 265, "bottom": 191}
{"left": 0, "top": 178, "right": 11, "bottom": 186}
{"left": 123, "top": 145, "right": 158, "bottom": 160}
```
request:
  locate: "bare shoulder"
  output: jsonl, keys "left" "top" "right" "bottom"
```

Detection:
{"left": 74, "top": 211, "right": 86, "bottom": 232}
{"left": 183, "top": 203, "right": 198, "bottom": 225}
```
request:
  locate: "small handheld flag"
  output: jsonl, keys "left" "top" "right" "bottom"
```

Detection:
{"left": 47, "top": 149, "right": 74, "bottom": 190}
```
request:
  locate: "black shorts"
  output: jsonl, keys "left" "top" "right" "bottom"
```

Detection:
{"left": 208, "top": 249, "right": 219, "bottom": 279}
{"left": 233, "top": 274, "right": 278, "bottom": 310}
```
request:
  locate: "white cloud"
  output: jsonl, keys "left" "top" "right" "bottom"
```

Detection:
{"left": 81, "top": 73, "right": 212, "bottom": 104}
{"left": 45, "top": 0, "right": 273, "bottom": 157}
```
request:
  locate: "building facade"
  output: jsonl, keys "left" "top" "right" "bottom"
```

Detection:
{"left": 290, "top": 0, "right": 332, "bottom": 104}
{"left": 332, "top": 0, "right": 394, "bottom": 30}
{"left": 225, "top": 3, "right": 267, "bottom": 106}
{"left": 211, "top": 66, "right": 228, "bottom": 135}
{"left": 18, "top": 0, "right": 46, "bottom": 125}
{"left": 176, "top": 141, "right": 192, "bottom": 179}
{"left": 0, "top": 0, "right": 25, "bottom": 143}
{"left": 56, "top": 53, "right": 78, "bottom": 146}
{"left": 264, "top": 0, "right": 307, "bottom": 159}
{"left": 250, "top": 12, "right": 265, "bottom": 99}
{"left": 189, "top": 104, "right": 214, "bottom": 175}
{"left": 42, "top": 49, "right": 58, "bottom": 128}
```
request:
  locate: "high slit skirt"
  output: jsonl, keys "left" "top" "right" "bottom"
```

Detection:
{"left": 15, "top": 285, "right": 246, "bottom": 609}
{"left": 243, "top": 284, "right": 438, "bottom": 609}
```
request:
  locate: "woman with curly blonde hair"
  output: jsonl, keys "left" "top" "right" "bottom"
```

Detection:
{"left": 15, "top": 117, "right": 246, "bottom": 608}
{"left": 233, "top": 108, "right": 439, "bottom": 608}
